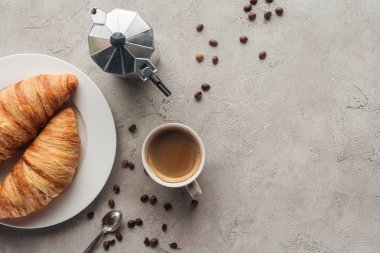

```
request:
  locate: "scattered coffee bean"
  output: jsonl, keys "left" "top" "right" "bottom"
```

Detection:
{"left": 135, "top": 218, "right": 143, "bottom": 226}
{"left": 170, "top": 242, "right": 179, "bottom": 249}
{"left": 266, "top": 0, "right": 273, "bottom": 2}
{"left": 113, "top": 184, "right": 120, "bottom": 194}
{"left": 163, "top": 202, "right": 173, "bottom": 211}
{"left": 212, "top": 56, "right": 219, "bottom": 65}
{"left": 149, "top": 195, "right": 157, "bottom": 205}
{"left": 108, "top": 199, "right": 115, "bottom": 208}
{"left": 122, "top": 159, "right": 129, "bottom": 168}
{"left": 259, "top": 51, "right": 267, "bottom": 60}
{"left": 115, "top": 232, "right": 123, "bottom": 241}
{"left": 209, "top": 39, "right": 218, "bottom": 47}
{"left": 196, "top": 53, "right": 204, "bottom": 62}
{"left": 109, "top": 239, "right": 115, "bottom": 246}
{"left": 103, "top": 241, "right": 110, "bottom": 250}
{"left": 128, "top": 124, "right": 137, "bottom": 133}
{"left": 194, "top": 91, "right": 202, "bottom": 101}
{"left": 275, "top": 6, "right": 283, "bottom": 16}
{"left": 127, "top": 162, "right": 135, "bottom": 170}
{"left": 127, "top": 219, "right": 136, "bottom": 228}
{"left": 240, "top": 36, "right": 248, "bottom": 44}
{"left": 150, "top": 238, "right": 159, "bottom": 248}
{"left": 243, "top": 4, "right": 252, "bottom": 12}
{"left": 191, "top": 199, "right": 199, "bottom": 207}
{"left": 144, "top": 237, "right": 150, "bottom": 246}
{"left": 140, "top": 194, "right": 149, "bottom": 203}
{"left": 248, "top": 12, "right": 256, "bottom": 21}
{"left": 127, "top": 161, "right": 135, "bottom": 170}
{"left": 250, "top": 0, "right": 257, "bottom": 5}
{"left": 264, "top": 11, "right": 272, "bottom": 20}
{"left": 196, "top": 24, "right": 204, "bottom": 32}
{"left": 201, "top": 83, "right": 210, "bottom": 91}
{"left": 162, "top": 223, "right": 167, "bottom": 232}
{"left": 87, "top": 211, "right": 94, "bottom": 219}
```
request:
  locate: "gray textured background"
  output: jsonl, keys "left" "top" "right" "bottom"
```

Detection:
{"left": 1, "top": 0, "right": 380, "bottom": 252}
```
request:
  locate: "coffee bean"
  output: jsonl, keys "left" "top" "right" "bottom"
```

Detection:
{"left": 128, "top": 124, "right": 136, "bottom": 133}
{"left": 259, "top": 51, "right": 267, "bottom": 60}
{"left": 194, "top": 91, "right": 202, "bottom": 101}
{"left": 115, "top": 232, "right": 123, "bottom": 241}
{"left": 127, "top": 161, "right": 135, "bottom": 170}
{"left": 113, "top": 184, "right": 120, "bottom": 194}
{"left": 108, "top": 199, "right": 115, "bottom": 208}
{"left": 144, "top": 237, "right": 150, "bottom": 246}
{"left": 240, "top": 36, "right": 248, "bottom": 44}
{"left": 122, "top": 159, "right": 128, "bottom": 168}
{"left": 266, "top": 0, "right": 273, "bottom": 2}
{"left": 150, "top": 238, "right": 159, "bottom": 248}
{"left": 149, "top": 195, "right": 157, "bottom": 205}
{"left": 264, "top": 11, "right": 272, "bottom": 20}
{"left": 209, "top": 39, "right": 218, "bottom": 47}
{"left": 163, "top": 202, "right": 172, "bottom": 211}
{"left": 170, "top": 242, "right": 179, "bottom": 249}
{"left": 196, "top": 53, "right": 204, "bottom": 62}
{"left": 135, "top": 218, "right": 143, "bottom": 226}
{"left": 162, "top": 223, "right": 167, "bottom": 232}
{"left": 250, "top": 0, "right": 257, "bottom": 5}
{"left": 127, "top": 162, "right": 135, "bottom": 170}
{"left": 87, "top": 211, "right": 94, "bottom": 219}
{"left": 212, "top": 56, "right": 219, "bottom": 65}
{"left": 275, "top": 6, "right": 283, "bottom": 16}
{"left": 127, "top": 220, "right": 135, "bottom": 228}
{"left": 140, "top": 194, "right": 149, "bottom": 203}
{"left": 109, "top": 239, "right": 115, "bottom": 246}
{"left": 191, "top": 199, "right": 199, "bottom": 207}
{"left": 103, "top": 241, "right": 110, "bottom": 250}
{"left": 243, "top": 4, "right": 252, "bottom": 12}
{"left": 196, "top": 24, "right": 204, "bottom": 32}
{"left": 201, "top": 83, "right": 210, "bottom": 91}
{"left": 248, "top": 12, "right": 256, "bottom": 21}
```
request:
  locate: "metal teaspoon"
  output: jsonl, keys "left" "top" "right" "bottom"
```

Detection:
{"left": 83, "top": 210, "right": 123, "bottom": 253}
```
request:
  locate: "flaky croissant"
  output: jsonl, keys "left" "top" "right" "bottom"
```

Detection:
{"left": 0, "top": 74, "right": 78, "bottom": 163}
{"left": 0, "top": 107, "right": 80, "bottom": 219}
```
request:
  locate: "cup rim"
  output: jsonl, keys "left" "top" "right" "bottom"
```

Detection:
{"left": 141, "top": 123, "right": 205, "bottom": 188}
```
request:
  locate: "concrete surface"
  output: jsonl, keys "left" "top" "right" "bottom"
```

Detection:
{"left": 0, "top": 0, "right": 380, "bottom": 252}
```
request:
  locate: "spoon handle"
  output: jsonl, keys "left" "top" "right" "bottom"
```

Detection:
{"left": 83, "top": 231, "right": 105, "bottom": 253}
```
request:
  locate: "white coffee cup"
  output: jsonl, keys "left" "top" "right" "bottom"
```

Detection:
{"left": 142, "top": 123, "right": 205, "bottom": 199}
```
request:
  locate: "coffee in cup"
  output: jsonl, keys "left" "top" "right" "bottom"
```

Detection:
{"left": 146, "top": 126, "right": 201, "bottom": 183}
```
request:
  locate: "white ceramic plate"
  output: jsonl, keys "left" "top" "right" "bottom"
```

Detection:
{"left": 0, "top": 54, "right": 116, "bottom": 229}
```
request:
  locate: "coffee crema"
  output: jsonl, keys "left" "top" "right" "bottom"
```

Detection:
{"left": 146, "top": 127, "right": 201, "bottom": 183}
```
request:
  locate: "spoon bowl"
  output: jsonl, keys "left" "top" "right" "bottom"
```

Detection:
{"left": 102, "top": 210, "right": 122, "bottom": 232}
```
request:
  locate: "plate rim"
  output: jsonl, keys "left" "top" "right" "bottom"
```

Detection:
{"left": 0, "top": 53, "right": 117, "bottom": 229}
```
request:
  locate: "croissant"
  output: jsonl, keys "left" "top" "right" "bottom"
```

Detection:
{"left": 0, "top": 107, "right": 80, "bottom": 219}
{"left": 0, "top": 74, "right": 78, "bottom": 163}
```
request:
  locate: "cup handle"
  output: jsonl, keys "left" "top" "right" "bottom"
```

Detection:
{"left": 185, "top": 180, "right": 202, "bottom": 199}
